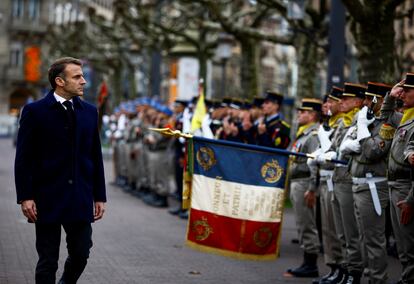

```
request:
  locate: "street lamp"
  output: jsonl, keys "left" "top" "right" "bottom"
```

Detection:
{"left": 215, "top": 33, "right": 233, "bottom": 99}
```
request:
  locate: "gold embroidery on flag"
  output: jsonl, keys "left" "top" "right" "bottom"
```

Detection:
{"left": 192, "top": 217, "right": 213, "bottom": 241}
{"left": 253, "top": 227, "right": 273, "bottom": 248}
{"left": 261, "top": 160, "right": 283, "bottom": 183}
{"left": 196, "top": 147, "right": 216, "bottom": 171}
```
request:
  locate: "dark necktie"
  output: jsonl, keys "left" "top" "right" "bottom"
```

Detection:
{"left": 63, "top": 100, "right": 76, "bottom": 128}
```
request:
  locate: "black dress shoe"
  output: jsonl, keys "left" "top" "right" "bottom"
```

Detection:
{"left": 169, "top": 206, "right": 182, "bottom": 215}
{"left": 178, "top": 210, "right": 188, "bottom": 219}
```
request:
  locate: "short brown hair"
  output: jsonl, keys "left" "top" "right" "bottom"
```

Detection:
{"left": 48, "top": 57, "right": 82, "bottom": 89}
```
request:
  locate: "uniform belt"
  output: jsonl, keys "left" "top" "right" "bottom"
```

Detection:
{"left": 319, "top": 170, "right": 333, "bottom": 177}
{"left": 352, "top": 177, "right": 387, "bottom": 185}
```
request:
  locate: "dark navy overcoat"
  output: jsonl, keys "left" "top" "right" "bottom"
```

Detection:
{"left": 14, "top": 91, "right": 106, "bottom": 223}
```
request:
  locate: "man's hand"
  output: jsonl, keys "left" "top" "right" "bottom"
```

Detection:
{"left": 94, "top": 202, "right": 106, "bottom": 221}
{"left": 21, "top": 200, "right": 37, "bottom": 223}
{"left": 397, "top": 200, "right": 413, "bottom": 225}
{"left": 390, "top": 80, "right": 404, "bottom": 99}
{"left": 304, "top": 191, "right": 316, "bottom": 209}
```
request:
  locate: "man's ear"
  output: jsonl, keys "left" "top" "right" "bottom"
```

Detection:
{"left": 55, "top": 77, "right": 65, "bottom": 87}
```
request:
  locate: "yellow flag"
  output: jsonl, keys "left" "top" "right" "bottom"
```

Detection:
{"left": 191, "top": 91, "right": 207, "bottom": 132}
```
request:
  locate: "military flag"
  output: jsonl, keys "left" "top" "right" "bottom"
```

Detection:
{"left": 184, "top": 136, "right": 289, "bottom": 260}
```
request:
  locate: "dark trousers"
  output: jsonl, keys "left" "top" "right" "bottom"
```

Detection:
{"left": 35, "top": 222, "right": 93, "bottom": 284}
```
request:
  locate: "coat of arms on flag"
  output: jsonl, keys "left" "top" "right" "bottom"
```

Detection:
{"left": 184, "top": 137, "right": 289, "bottom": 260}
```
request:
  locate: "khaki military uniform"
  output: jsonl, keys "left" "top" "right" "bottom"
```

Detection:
{"left": 145, "top": 127, "right": 174, "bottom": 197}
{"left": 382, "top": 95, "right": 414, "bottom": 283}
{"left": 329, "top": 117, "right": 364, "bottom": 275}
{"left": 350, "top": 118, "right": 393, "bottom": 284}
{"left": 289, "top": 123, "right": 320, "bottom": 255}
{"left": 316, "top": 117, "right": 346, "bottom": 268}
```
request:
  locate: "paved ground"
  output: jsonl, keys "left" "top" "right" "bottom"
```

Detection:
{"left": 0, "top": 138, "right": 401, "bottom": 283}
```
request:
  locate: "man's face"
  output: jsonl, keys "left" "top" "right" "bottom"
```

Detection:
{"left": 340, "top": 97, "right": 362, "bottom": 113}
{"left": 401, "top": 87, "right": 414, "bottom": 108}
{"left": 262, "top": 100, "right": 279, "bottom": 115}
{"left": 325, "top": 98, "right": 340, "bottom": 115}
{"left": 297, "top": 110, "right": 316, "bottom": 126}
{"left": 57, "top": 64, "right": 86, "bottom": 97}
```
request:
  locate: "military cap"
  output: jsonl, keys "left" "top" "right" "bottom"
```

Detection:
{"left": 342, "top": 83, "right": 367, "bottom": 99}
{"left": 204, "top": 98, "right": 212, "bottom": 108}
{"left": 174, "top": 99, "right": 188, "bottom": 107}
{"left": 242, "top": 99, "right": 252, "bottom": 110}
{"left": 297, "top": 98, "right": 322, "bottom": 112}
{"left": 328, "top": 86, "right": 343, "bottom": 101}
{"left": 264, "top": 90, "right": 284, "bottom": 104}
{"left": 400, "top": 73, "right": 414, "bottom": 88}
{"left": 229, "top": 98, "right": 243, "bottom": 110}
{"left": 221, "top": 97, "right": 232, "bottom": 107}
{"left": 253, "top": 96, "right": 265, "bottom": 107}
{"left": 365, "top": 82, "right": 392, "bottom": 98}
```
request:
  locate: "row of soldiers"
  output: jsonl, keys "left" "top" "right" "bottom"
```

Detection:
{"left": 108, "top": 72, "right": 414, "bottom": 284}
{"left": 286, "top": 73, "right": 414, "bottom": 284}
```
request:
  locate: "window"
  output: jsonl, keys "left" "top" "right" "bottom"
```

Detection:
{"left": 10, "top": 43, "right": 23, "bottom": 67}
{"left": 12, "top": 0, "right": 24, "bottom": 18}
{"left": 28, "top": 0, "right": 40, "bottom": 20}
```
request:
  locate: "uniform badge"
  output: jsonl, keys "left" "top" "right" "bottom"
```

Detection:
{"left": 192, "top": 217, "right": 213, "bottom": 241}
{"left": 379, "top": 140, "right": 385, "bottom": 149}
{"left": 274, "top": 137, "right": 281, "bottom": 146}
{"left": 398, "top": 129, "right": 407, "bottom": 140}
{"left": 379, "top": 123, "right": 395, "bottom": 140}
{"left": 196, "top": 146, "right": 216, "bottom": 171}
{"left": 253, "top": 227, "right": 273, "bottom": 248}
{"left": 261, "top": 159, "right": 283, "bottom": 184}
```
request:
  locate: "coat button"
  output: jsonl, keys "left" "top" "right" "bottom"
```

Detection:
{"left": 68, "top": 179, "right": 73, "bottom": 184}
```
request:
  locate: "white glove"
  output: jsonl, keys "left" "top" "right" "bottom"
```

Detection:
{"left": 307, "top": 148, "right": 322, "bottom": 168}
{"left": 357, "top": 106, "right": 375, "bottom": 141}
{"left": 339, "top": 139, "right": 361, "bottom": 155}
{"left": 201, "top": 115, "right": 214, "bottom": 139}
{"left": 316, "top": 151, "right": 337, "bottom": 164}
{"left": 318, "top": 125, "right": 333, "bottom": 152}
{"left": 182, "top": 108, "right": 192, "bottom": 134}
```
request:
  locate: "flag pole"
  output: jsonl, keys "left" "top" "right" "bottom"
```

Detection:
{"left": 148, "top": 128, "right": 348, "bottom": 165}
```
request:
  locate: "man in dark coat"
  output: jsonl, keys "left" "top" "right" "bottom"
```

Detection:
{"left": 14, "top": 57, "right": 107, "bottom": 284}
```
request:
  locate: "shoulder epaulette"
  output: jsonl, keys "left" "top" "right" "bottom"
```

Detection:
{"left": 379, "top": 123, "right": 396, "bottom": 140}
{"left": 281, "top": 121, "right": 290, "bottom": 128}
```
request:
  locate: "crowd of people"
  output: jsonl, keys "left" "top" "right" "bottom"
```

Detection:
{"left": 105, "top": 73, "right": 414, "bottom": 284}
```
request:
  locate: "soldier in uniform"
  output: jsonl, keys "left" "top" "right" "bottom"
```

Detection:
{"left": 309, "top": 87, "right": 346, "bottom": 284}
{"left": 342, "top": 82, "right": 392, "bottom": 284}
{"left": 285, "top": 98, "right": 322, "bottom": 278}
{"left": 256, "top": 91, "right": 290, "bottom": 149}
{"left": 383, "top": 73, "right": 414, "bottom": 283}
{"left": 319, "top": 83, "right": 367, "bottom": 284}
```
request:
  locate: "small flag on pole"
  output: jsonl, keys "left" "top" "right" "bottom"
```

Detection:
{"left": 185, "top": 137, "right": 289, "bottom": 260}
{"left": 190, "top": 82, "right": 207, "bottom": 132}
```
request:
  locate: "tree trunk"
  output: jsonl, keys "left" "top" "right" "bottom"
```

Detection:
{"left": 295, "top": 34, "right": 319, "bottom": 99}
{"left": 240, "top": 38, "right": 259, "bottom": 99}
{"left": 350, "top": 15, "right": 396, "bottom": 83}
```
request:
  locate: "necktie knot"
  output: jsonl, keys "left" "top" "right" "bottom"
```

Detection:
{"left": 63, "top": 100, "right": 73, "bottom": 110}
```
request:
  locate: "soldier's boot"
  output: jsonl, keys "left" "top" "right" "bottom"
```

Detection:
{"left": 340, "top": 271, "right": 361, "bottom": 284}
{"left": 316, "top": 265, "right": 346, "bottom": 284}
{"left": 151, "top": 195, "right": 168, "bottom": 208}
{"left": 169, "top": 206, "right": 182, "bottom": 215}
{"left": 312, "top": 264, "right": 340, "bottom": 284}
{"left": 143, "top": 192, "right": 156, "bottom": 204}
{"left": 178, "top": 210, "right": 189, "bottom": 219}
{"left": 287, "top": 252, "right": 319, "bottom": 277}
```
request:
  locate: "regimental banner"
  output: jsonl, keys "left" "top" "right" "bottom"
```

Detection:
{"left": 185, "top": 137, "right": 289, "bottom": 260}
